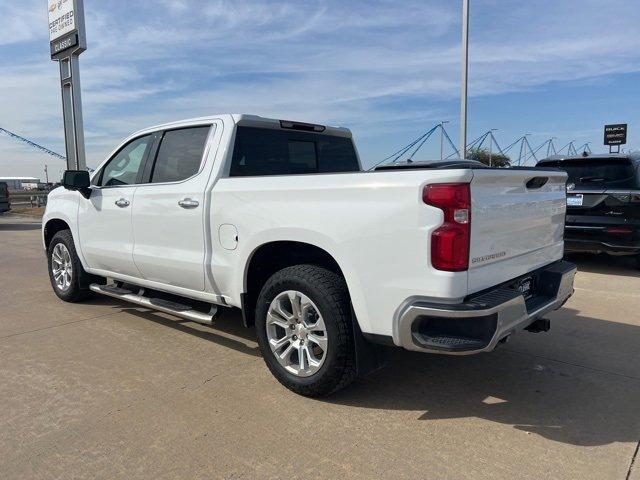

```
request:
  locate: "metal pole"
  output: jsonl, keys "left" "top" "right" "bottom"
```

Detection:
{"left": 459, "top": 0, "right": 470, "bottom": 159}
{"left": 440, "top": 121, "right": 449, "bottom": 160}
{"left": 524, "top": 135, "right": 537, "bottom": 165}
{"left": 49, "top": 0, "right": 87, "bottom": 171}
{"left": 488, "top": 128, "right": 497, "bottom": 166}
{"left": 518, "top": 138, "right": 524, "bottom": 166}
{"left": 44, "top": 164, "right": 49, "bottom": 184}
{"left": 547, "top": 138, "right": 556, "bottom": 157}
{"left": 521, "top": 134, "right": 532, "bottom": 165}
{"left": 488, "top": 134, "right": 492, "bottom": 166}
{"left": 58, "top": 55, "right": 86, "bottom": 170}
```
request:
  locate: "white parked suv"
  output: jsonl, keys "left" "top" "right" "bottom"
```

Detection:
{"left": 43, "top": 114, "right": 576, "bottom": 396}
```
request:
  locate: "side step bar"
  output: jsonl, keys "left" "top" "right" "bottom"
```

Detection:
{"left": 89, "top": 283, "right": 217, "bottom": 325}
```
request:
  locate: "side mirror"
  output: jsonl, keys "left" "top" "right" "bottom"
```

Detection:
{"left": 62, "top": 170, "right": 91, "bottom": 198}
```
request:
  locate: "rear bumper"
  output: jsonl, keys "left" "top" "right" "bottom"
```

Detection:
{"left": 564, "top": 219, "right": 640, "bottom": 255}
{"left": 565, "top": 239, "right": 640, "bottom": 255}
{"left": 564, "top": 226, "right": 640, "bottom": 255}
{"left": 393, "top": 260, "right": 576, "bottom": 355}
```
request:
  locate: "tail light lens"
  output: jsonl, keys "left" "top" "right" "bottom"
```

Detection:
{"left": 606, "top": 227, "right": 633, "bottom": 234}
{"left": 423, "top": 183, "right": 471, "bottom": 271}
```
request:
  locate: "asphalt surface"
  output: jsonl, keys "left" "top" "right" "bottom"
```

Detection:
{"left": 1, "top": 215, "right": 639, "bottom": 480}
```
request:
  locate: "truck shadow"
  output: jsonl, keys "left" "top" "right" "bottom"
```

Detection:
{"left": 327, "top": 308, "right": 640, "bottom": 447}
{"left": 567, "top": 252, "right": 639, "bottom": 278}
{"left": 102, "top": 297, "right": 640, "bottom": 447}
{"left": 119, "top": 306, "right": 261, "bottom": 358}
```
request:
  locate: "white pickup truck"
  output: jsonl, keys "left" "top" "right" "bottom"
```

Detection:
{"left": 43, "top": 114, "right": 576, "bottom": 396}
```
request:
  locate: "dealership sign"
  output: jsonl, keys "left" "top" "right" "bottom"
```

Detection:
{"left": 48, "top": 0, "right": 86, "bottom": 58}
{"left": 48, "top": 0, "right": 75, "bottom": 41}
{"left": 604, "top": 124, "right": 627, "bottom": 146}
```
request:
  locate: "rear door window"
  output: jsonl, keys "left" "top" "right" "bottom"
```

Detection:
{"left": 538, "top": 158, "right": 639, "bottom": 189}
{"left": 230, "top": 126, "right": 359, "bottom": 177}
{"left": 150, "top": 126, "right": 211, "bottom": 183}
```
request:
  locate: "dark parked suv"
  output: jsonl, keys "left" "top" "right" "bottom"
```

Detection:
{"left": 0, "top": 182, "right": 10, "bottom": 214}
{"left": 536, "top": 153, "right": 640, "bottom": 269}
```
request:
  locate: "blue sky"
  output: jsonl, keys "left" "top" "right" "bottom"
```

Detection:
{"left": 1, "top": 0, "right": 640, "bottom": 179}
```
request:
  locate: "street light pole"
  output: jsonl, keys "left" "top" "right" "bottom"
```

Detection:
{"left": 459, "top": 0, "right": 470, "bottom": 159}
{"left": 440, "top": 121, "right": 450, "bottom": 160}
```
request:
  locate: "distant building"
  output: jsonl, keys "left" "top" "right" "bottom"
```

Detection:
{"left": 0, "top": 177, "right": 41, "bottom": 190}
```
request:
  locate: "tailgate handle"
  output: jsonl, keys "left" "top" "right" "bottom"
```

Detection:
{"left": 526, "top": 177, "right": 548, "bottom": 189}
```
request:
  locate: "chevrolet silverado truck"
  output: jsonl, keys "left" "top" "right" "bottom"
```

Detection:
{"left": 43, "top": 114, "right": 576, "bottom": 397}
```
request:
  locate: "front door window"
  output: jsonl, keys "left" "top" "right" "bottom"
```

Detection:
{"left": 99, "top": 135, "right": 152, "bottom": 187}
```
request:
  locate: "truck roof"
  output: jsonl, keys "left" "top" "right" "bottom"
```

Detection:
{"left": 132, "top": 114, "right": 352, "bottom": 138}
{"left": 539, "top": 152, "right": 640, "bottom": 164}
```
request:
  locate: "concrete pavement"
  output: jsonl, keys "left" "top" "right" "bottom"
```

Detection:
{"left": 1, "top": 216, "right": 639, "bottom": 479}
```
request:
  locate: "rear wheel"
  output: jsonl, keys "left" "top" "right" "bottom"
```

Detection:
{"left": 47, "top": 230, "right": 92, "bottom": 302}
{"left": 636, "top": 253, "right": 640, "bottom": 271}
{"left": 255, "top": 265, "right": 356, "bottom": 397}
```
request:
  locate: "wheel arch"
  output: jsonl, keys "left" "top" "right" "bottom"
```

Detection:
{"left": 244, "top": 241, "right": 388, "bottom": 382}
{"left": 241, "top": 240, "right": 348, "bottom": 328}
{"left": 43, "top": 218, "right": 71, "bottom": 250}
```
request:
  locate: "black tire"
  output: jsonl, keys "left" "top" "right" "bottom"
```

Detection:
{"left": 47, "top": 229, "right": 92, "bottom": 302}
{"left": 255, "top": 265, "right": 357, "bottom": 397}
{"left": 636, "top": 253, "right": 640, "bottom": 271}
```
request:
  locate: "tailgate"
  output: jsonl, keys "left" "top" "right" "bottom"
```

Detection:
{"left": 468, "top": 168, "right": 567, "bottom": 294}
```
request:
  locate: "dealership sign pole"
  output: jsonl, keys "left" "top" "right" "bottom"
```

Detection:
{"left": 48, "top": 0, "right": 87, "bottom": 171}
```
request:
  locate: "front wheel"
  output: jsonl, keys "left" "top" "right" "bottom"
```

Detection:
{"left": 255, "top": 265, "right": 357, "bottom": 397}
{"left": 47, "top": 230, "right": 92, "bottom": 302}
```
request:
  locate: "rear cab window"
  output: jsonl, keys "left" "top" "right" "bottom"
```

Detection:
{"left": 538, "top": 158, "right": 640, "bottom": 189}
{"left": 229, "top": 126, "right": 360, "bottom": 177}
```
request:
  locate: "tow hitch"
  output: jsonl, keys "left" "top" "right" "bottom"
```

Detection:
{"left": 525, "top": 318, "right": 551, "bottom": 333}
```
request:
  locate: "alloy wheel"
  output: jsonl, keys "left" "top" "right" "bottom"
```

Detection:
{"left": 265, "top": 290, "right": 328, "bottom": 377}
{"left": 51, "top": 243, "right": 73, "bottom": 291}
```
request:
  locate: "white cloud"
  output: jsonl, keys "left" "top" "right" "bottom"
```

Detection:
{"left": 2, "top": 0, "right": 640, "bottom": 175}
{"left": 0, "top": 0, "right": 45, "bottom": 46}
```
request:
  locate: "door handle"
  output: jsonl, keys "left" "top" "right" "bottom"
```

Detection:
{"left": 178, "top": 198, "right": 199, "bottom": 209}
{"left": 115, "top": 198, "right": 130, "bottom": 208}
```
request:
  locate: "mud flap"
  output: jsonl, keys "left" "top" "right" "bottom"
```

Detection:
{"left": 350, "top": 306, "right": 389, "bottom": 378}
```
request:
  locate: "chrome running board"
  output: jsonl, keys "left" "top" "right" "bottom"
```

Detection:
{"left": 89, "top": 283, "right": 217, "bottom": 325}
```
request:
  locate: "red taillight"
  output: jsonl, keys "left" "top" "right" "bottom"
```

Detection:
{"left": 606, "top": 227, "right": 632, "bottom": 234}
{"left": 423, "top": 183, "right": 471, "bottom": 271}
